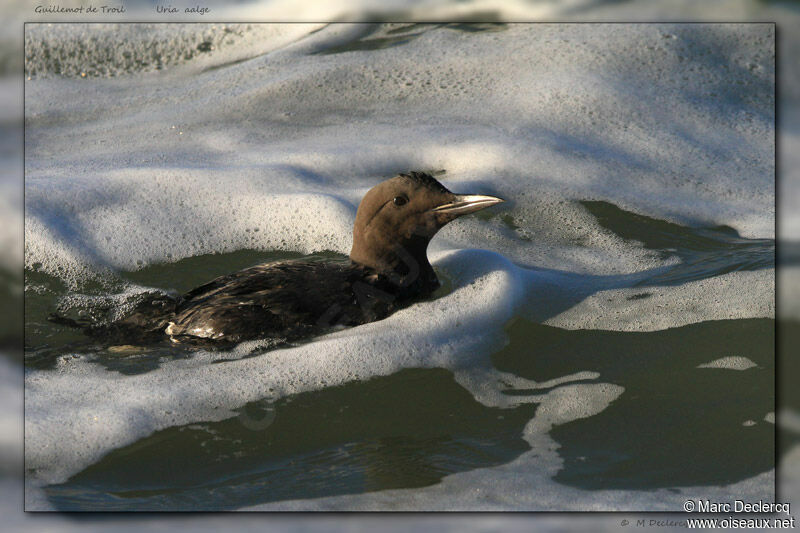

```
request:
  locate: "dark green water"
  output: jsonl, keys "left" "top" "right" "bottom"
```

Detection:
{"left": 43, "top": 368, "right": 536, "bottom": 511}
{"left": 494, "top": 318, "right": 774, "bottom": 489}
{"left": 24, "top": 201, "right": 776, "bottom": 511}
{"left": 38, "top": 317, "right": 775, "bottom": 511}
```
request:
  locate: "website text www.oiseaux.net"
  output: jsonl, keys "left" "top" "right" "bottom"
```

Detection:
{"left": 683, "top": 500, "right": 794, "bottom": 529}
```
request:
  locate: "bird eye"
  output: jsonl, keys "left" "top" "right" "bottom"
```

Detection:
{"left": 393, "top": 195, "right": 408, "bottom": 207}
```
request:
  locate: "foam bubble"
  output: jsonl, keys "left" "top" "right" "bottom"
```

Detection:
{"left": 545, "top": 269, "right": 774, "bottom": 332}
{"left": 24, "top": 23, "right": 324, "bottom": 79}
{"left": 26, "top": 168, "right": 356, "bottom": 276}
{"left": 697, "top": 356, "right": 758, "bottom": 371}
{"left": 25, "top": 23, "right": 773, "bottom": 282}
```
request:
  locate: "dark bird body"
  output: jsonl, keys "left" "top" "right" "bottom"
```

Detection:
{"left": 52, "top": 172, "right": 503, "bottom": 346}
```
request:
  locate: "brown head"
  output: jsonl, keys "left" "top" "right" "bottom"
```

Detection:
{"left": 350, "top": 172, "right": 503, "bottom": 284}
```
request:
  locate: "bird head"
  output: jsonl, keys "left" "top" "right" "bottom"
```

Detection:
{"left": 350, "top": 171, "right": 504, "bottom": 278}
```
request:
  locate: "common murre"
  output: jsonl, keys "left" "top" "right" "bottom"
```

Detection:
{"left": 50, "top": 172, "right": 504, "bottom": 345}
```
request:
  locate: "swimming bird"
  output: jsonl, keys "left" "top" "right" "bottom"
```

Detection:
{"left": 51, "top": 172, "right": 503, "bottom": 346}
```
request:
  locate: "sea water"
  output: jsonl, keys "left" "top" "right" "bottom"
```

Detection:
{"left": 23, "top": 22, "right": 775, "bottom": 511}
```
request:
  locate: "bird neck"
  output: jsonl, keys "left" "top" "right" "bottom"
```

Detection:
{"left": 350, "top": 237, "right": 439, "bottom": 294}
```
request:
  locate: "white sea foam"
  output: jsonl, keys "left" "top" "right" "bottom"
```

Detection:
{"left": 23, "top": 21, "right": 775, "bottom": 510}
{"left": 546, "top": 269, "right": 774, "bottom": 332}
{"left": 24, "top": 23, "right": 324, "bottom": 79}
{"left": 696, "top": 356, "right": 758, "bottom": 371}
{"left": 25, "top": 24, "right": 773, "bottom": 283}
{"left": 25, "top": 169, "right": 357, "bottom": 274}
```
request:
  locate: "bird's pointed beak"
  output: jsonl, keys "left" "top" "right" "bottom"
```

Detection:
{"left": 431, "top": 194, "right": 505, "bottom": 217}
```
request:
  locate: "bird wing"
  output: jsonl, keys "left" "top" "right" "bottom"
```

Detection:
{"left": 168, "top": 260, "right": 358, "bottom": 342}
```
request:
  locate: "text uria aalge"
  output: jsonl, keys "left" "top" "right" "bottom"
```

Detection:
{"left": 156, "top": 5, "right": 211, "bottom": 14}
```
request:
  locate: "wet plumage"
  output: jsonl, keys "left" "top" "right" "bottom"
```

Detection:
{"left": 51, "top": 172, "right": 503, "bottom": 345}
